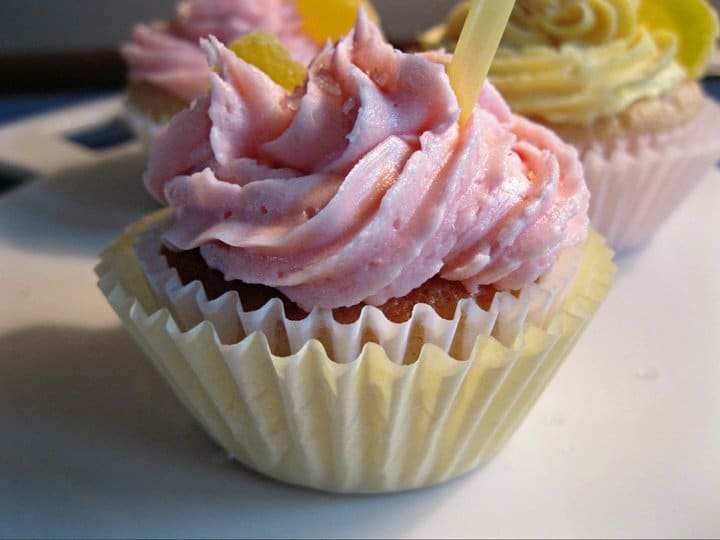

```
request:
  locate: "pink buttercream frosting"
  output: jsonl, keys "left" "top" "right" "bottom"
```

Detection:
{"left": 120, "top": 0, "right": 320, "bottom": 103}
{"left": 144, "top": 11, "right": 590, "bottom": 311}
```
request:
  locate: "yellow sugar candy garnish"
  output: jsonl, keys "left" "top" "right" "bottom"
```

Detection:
{"left": 228, "top": 31, "right": 308, "bottom": 91}
{"left": 296, "top": 0, "right": 380, "bottom": 44}
{"left": 638, "top": 0, "right": 720, "bottom": 79}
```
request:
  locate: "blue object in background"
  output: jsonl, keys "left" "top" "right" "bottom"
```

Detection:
{"left": 0, "top": 90, "right": 132, "bottom": 194}
{"left": 0, "top": 91, "right": 112, "bottom": 126}
{"left": 702, "top": 76, "right": 720, "bottom": 101}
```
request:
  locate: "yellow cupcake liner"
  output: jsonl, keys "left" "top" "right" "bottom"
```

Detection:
{"left": 96, "top": 211, "right": 615, "bottom": 493}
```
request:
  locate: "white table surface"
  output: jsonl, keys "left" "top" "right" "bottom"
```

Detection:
{"left": 0, "top": 98, "right": 719, "bottom": 539}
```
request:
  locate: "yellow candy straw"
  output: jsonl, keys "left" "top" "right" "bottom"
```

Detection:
{"left": 447, "top": 0, "right": 515, "bottom": 125}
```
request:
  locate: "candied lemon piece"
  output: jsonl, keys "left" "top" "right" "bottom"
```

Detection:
{"left": 638, "top": 0, "right": 719, "bottom": 79}
{"left": 296, "top": 0, "right": 380, "bottom": 44}
{"left": 229, "top": 31, "right": 308, "bottom": 91}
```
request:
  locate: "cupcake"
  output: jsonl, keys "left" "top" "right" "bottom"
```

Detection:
{"left": 419, "top": 0, "right": 720, "bottom": 252}
{"left": 98, "top": 11, "right": 615, "bottom": 493}
{"left": 119, "top": 0, "right": 379, "bottom": 149}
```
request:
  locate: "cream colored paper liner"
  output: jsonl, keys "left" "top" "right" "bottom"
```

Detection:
{"left": 123, "top": 100, "right": 168, "bottom": 154}
{"left": 580, "top": 97, "right": 720, "bottom": 252}
{"left": 134, "top": 215, "right": 589, "bottom": 364}
{"left": 97, "top": 212, "right": 614, "bottom": 493}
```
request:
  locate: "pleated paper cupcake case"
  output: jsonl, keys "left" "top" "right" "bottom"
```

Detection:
{"left": 133, "top": 213, "right": 592, "bottom": 361}
{"left": 96, "top": 212, "right": 614, "bottom": 492}
{"left": 581, "top": 96, "right": 720, "bottom": 252}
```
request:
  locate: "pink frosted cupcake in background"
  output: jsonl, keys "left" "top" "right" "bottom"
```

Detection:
{"left": 98, "top": 12, "right": 614, "bottom": 492}
{"left": 420, "top": 0, "right": 720, "bottom": 252}
{"left": 120, "top": 0, "right": 379, "bottom": 149}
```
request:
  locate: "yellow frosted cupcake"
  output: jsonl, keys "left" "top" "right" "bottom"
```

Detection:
{"left": 420, "top": 0, "right": 720, "bottom": 252}
{"left": 98, "top": 12, "right": 614, "bottom": 493}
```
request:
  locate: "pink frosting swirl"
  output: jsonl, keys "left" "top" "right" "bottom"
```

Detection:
{"left": 144, "top": 11, "right": 589, "bottom": 311}
{"left": 120, "top": 0, "right": 320, "bottom": 103}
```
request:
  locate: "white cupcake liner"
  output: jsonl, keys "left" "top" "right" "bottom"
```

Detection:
{"left": 96, "top": 211, "right": 615, "bottom": 493}
{"left": 122, "top": 99, "right": 170, "bottom": 155}
{"left": 580, "top": 96, "right": 720, "bottom": 252}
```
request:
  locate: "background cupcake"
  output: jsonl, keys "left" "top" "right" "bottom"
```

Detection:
{"left": 420, "top": 0, "right": 720, "bottom": 252}
{"left": 99, "top": 12, "right": 614, "bottom": 493}
{"left": 119, "top": 0, "right": 379, "bottom": 149}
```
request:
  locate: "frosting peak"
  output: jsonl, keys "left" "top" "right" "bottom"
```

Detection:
{"left": 145, "top": 12, "right": 589, "bottom": 310}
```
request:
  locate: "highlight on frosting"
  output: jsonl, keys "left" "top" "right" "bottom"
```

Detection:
{"left": 144, "top": 10, "right": 589, "bottom": 312}
{"left": 420, "top": 0, "right": 719, "bottom": 125}
{"left": 120, "top": 0, "right": 321, "bottom": 103}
